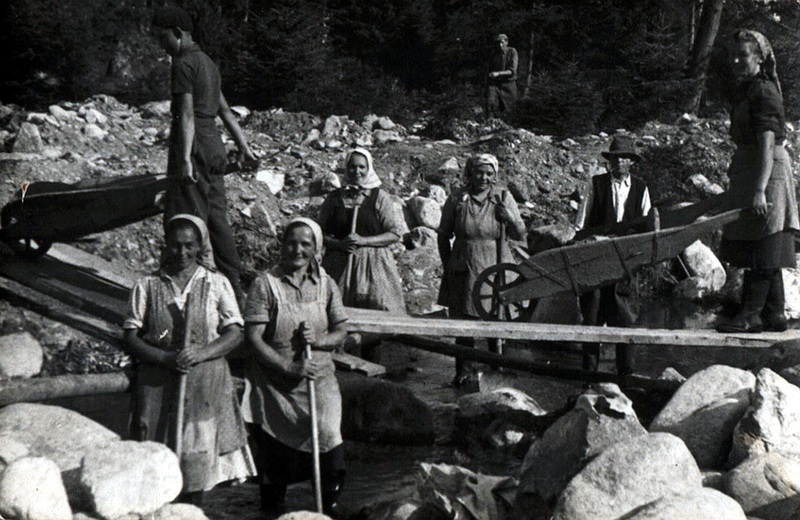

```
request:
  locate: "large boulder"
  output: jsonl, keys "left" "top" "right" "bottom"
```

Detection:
{"left": 731, "top": 368, "right": 800, "bottom": 465}
{"left": 0, "top": 332, "right": 44, "bottom": 379}
{"left": 650, "top": 365, "right": 755, "bottom": 469}
{"left": 0, "top": 404, "right": 119, "bottom": 491}
{"left": 551, "top": 433, "right": 703, "bottom": 520}
{"left": 723, "top": 452, "right": 800, "bottom": 520}
{"left": 675, "top": 240, "right": 727, "bottom": 299}
{"left": 13, "top": 122, "right": 43, "bottom": 153}
{"left": 418, "top": 463, "right": 517, "bottom": 520}
{"left": 455, "top": 387, "right": 547, "bottom": 449}
{"left": 0, "top": 456, "right": 72, "bottom": 520}
{"left": 78, "top": 440, "right": 182, "bottom": 519}
{"left": 152, "top": 503, "right": 209, "bottom": 520}
{"left": 622, "top": 488, "right": 746, "bottom": 520}
{"left": 407, "top": 196, "right": 442, "bottom": 230}
{"left": 339, "top": 374, "right": 435, "bottom": 444}
{"left": 0, "top": 433, "right": 30, "bottom": 471}
{"left": 276, "top": 513, "right": 333, "bottom": 520}
{"left": 516, "top": 385, "right": 646, "bottom": 519}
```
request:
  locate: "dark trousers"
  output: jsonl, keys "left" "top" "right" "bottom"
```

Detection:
{"left": 247, "top": 424, "right": 345, "bottom": 508}
{"left": 579, "top": 283, "right": 637, "bottom": 375}
{"left": 164, "top": 173, "right": 243, "bottom": 295}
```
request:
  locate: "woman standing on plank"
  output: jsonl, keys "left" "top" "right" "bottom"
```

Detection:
{"left": 716, "top": 30, "right": 799, "bottom": 333}
{"left": 123, "top": 214, "right": 254, "bottom": 506}
{"left": 242, "top": 218, "right": 348, "bottom": 517}
{"left": 437, "top": 154, "right": 526, "bottom": 386}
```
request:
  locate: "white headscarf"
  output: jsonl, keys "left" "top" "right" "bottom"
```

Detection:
{"left": 164, "top": 214, "right": 216, "bottom": 270}
{"left": 283, "top": 217, "right": 324, "bottom": 266}
{"left": 343, "top": 148, "right": 382, "bottom": 189}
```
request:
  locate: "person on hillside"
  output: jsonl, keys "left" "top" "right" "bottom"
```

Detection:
{"left": 716, "top": 30, "right": 799, "bottom": 333}
{"left": 574, "top": 135, "right": 652, "bottom": 376}
{"left": 438, "top": 154, "right": 526, "bottom": 387}
{"left": 242, "top": 218, "right": 348, "bottom": 518}
{"left": 123, "top": 214, "right": 255, "bottom": 506}
{"left": 486, "top": 33, "right": 519, "bottom": 117}
{"left": 151, "top": 6, "right": 256, "bottom": 306}
{"left": 317, "top": 148, "right": 406, "bottom": 358}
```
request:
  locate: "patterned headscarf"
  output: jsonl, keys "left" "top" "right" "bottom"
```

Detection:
{"left": 164, "top": 214, "right": 216, "bottom": 270}
{"left": 343, "top": 148, "right": 382, "bottom": 189}
{"left": 283, "top": 217, "right": 324, "bottom": 265}
{"left": 465, "top": 153, "right": 499, "bottom": 176}
{"left": 733, "top": 29, "right": 782, "bottom": 96}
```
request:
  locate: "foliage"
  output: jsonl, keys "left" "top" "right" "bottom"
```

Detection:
{"left": 2, "top": 0, "right": 800, "bottom": 132}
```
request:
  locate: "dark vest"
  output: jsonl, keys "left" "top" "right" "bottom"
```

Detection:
{"left": 586, "top": 174, "right": 647, "bottom": 228}
{"left": 324, "top": 187, "right": 383, "bottom": 238}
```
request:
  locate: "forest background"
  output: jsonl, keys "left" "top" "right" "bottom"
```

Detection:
{"left": 2, "top": 0, "right": 800, "bottom": 136}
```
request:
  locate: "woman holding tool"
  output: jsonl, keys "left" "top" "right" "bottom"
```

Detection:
{"left": 716, "top": 30, "right": 799, "bottom": 333}
{"left": 438, "top": 154, "right": 526, "bottom": 387}
{"left": 123, "top": 214, "right": 254, "bottom": 506}
{"left": 242, "top": 218, "right": 348, "bottom": 517}
{"left": 318, "top": 148, "right": 406, "bottom": 314}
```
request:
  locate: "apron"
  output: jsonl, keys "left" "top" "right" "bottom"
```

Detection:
{"left": 242, "top": 273, "right": 343, "bottom": 453}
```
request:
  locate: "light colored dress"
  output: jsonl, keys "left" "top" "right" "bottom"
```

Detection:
{"left": 318, "top": 187, "right": 406, "bottom": 313}
{"left": 124, "top": 266, "right": 255, "bottom": 492}
{"left": 438, "top": 186, "right": 522, "bottom": 318}
{"left": 242, "top": 265, "right": 348, "bottom": 453}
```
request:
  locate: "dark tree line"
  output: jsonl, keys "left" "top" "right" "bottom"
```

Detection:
{"left": 1, "top": 0, "right": 799, "bottom": 134}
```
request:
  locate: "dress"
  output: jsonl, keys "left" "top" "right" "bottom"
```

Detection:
{"left": 164, "top": 43, "right": 242, "bottom": 291}
{"left": 437, "top": 186, "right": 521, "bottom": 318}
{"left": 123, "top": 266, "right": 254, "bottom": 492}
{"left": 721, "top": 76, "right": 799, "bottom": 269}
{"left": 318, "top": 187, "right": 406, "bottom": 312}
{"left": 487, "top": 47, "right": 519, "bottom": 113}
{"left": 241, "top": 265, "right": 348, "bottom": 483}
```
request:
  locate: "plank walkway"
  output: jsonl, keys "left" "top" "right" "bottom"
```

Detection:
{"left": 0, "top": 244, "right": 384, "bottom": 377}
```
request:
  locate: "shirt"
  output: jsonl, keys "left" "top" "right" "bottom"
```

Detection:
{"left": 575, "top": 174, "right": 651, "bottom": 230}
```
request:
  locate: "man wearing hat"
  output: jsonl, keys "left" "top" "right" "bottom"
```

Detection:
{"left": 151, "top": 6, "right": 256, "bottom": 306}
{"left": 486, "top": 33, "right": 519, "bottom": 117}
{"left": 575, "top": 135, "right": 652, "bottom": 376}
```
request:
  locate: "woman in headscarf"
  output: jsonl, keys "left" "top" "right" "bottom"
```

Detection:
{"left": 317, "top": 148, "right": 406, "bottom": 314}
{"left": 438, "top": 154, "right": 527, "bottom": 386}
{"left": 242, "top": 218, "right": 349, "bottom": 517}
{"left": 123, "top": 214, "right": 254, "bottom": 505}
{"left": 716, "top": 30, "right": 799, "bottom": 333}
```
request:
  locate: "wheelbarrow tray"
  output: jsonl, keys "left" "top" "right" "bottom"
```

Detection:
{"left": 1, "top": 174, "right": 170, "bottom": 244}
{"left": 498, "top": 207, "right": 745, "bottom": 305}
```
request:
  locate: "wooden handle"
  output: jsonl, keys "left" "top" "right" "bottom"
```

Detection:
{"left": 173, "top": 291, "right": 194, "bottom": 457}
{"left": 299, "top": 321, "right": 324, "bottom": 512}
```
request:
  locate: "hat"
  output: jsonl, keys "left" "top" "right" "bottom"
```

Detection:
{"left": 495, "top": 33, "right": 508, "bottom": 43}
{"left": 152, "top": 6, "right": 194, "bottom": 33}
{"left": 602, "top": 135, "right": 641, "bottom": 161}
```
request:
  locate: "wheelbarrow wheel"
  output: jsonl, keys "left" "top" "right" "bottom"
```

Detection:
{"left": 472, "top": 263, "right": 536, "bottom": 322}
{"left": 1, "top": 212, "right": 52, "bottom": 258}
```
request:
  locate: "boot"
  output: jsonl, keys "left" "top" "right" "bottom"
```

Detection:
{"left": 717, "top": 270, "right": 770, "bottom": 333}
{"left": 762, "top": 269, "right": 788, "bottom": 332}
{"left": 322, "top": 474, "right": 345, "bottom": 519}
{"left": 259, "top": 483, "right": 286, "bottom": 515}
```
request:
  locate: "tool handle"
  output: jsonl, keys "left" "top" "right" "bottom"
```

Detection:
{"left": 300, "top": 321, "right": 324, "bottom": 512}
{"left": 173, "top": 291, "right": 195, "bottom": 457}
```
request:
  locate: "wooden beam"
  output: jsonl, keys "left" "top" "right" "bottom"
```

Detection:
{"left": 393, "top": 334, "right": 680, "bottom": 391}
{"left": 331, "top": 351, "right": 386, "bottom": 377}
{"left": 0, "top": 372, "right": 134, "bottom": 407}
{"left": 346, "top": 308, "right": 797, "bottom": 349}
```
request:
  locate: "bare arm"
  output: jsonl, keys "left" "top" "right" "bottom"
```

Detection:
{"left": 752, "top": 130, "right": 775, "bottom": 216}
{"left": 245, "top": 323, "right": 325, "bottom": 380}
{"left": 124, "top": 328, "right": 180, "bottom": 371}
{"left": 176, "top": 324, "right": 242, "bottom": 369}
{"left": 173, "top": 93, "right": 196, "bottom": 183}
{"left": 218, "top": 93, "right": 255, "bottom": 161}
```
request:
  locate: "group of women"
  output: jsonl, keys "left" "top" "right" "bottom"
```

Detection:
{"left": 121, "top": 29, "right": 797, "bottom": 516}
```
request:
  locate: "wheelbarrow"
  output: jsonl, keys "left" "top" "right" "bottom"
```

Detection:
{"left": 0, "top": 174, "right": 171, "bottom": 258}
{"left": 471, "top": 195, "right": 742, "bottom": 322}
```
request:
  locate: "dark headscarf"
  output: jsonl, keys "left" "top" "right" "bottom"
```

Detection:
{"left": 152, "top": 6, "right": 194, "bottom": 33}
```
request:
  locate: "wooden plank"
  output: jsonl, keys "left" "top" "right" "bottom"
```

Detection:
{"left": 47, "top": 243, "right": 139, "bottom": 288}
{"left": 346, "top": 308, "right": 798, "bottom": 349}
{"left": 0, "top": 275, "right": 123, "bottom": 345}
{"left": 331, "top": 351, "right": 386, "bottom": 377}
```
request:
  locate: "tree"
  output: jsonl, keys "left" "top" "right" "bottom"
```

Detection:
{"left": 684, "top": 0, "right": 725, "bottom": 113}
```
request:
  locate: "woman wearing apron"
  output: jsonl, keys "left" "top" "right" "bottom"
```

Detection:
{"left": 242, "top": 218, "right": 348, "bottom": 517}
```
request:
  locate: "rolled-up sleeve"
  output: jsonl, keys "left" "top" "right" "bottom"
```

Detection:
{"left": 751, "top": 80, "right": 784, "bottom": 136}
{"left": 216, "top": 275, "right": 244, "bottom": 330}
{"left": 244, "top": 275, "right": 273, "bottom": 324}
{"left": 123, "top": 279, "right": 148, "bottom": 330}
{"left": 325, "top": 276, "right": 348, "bottom": 326}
